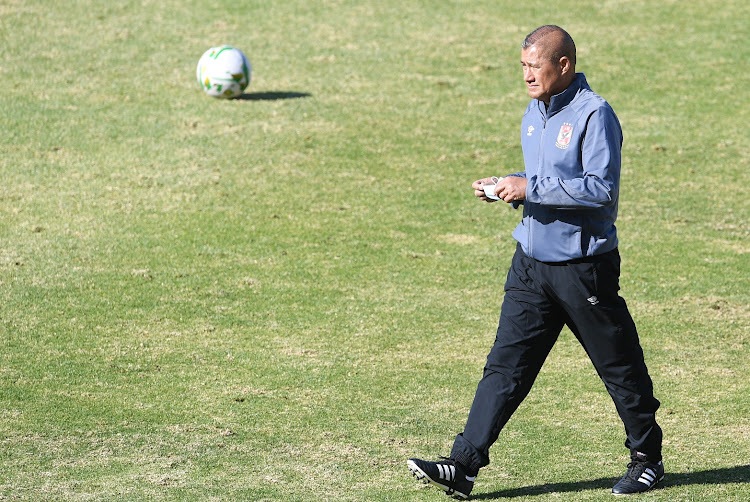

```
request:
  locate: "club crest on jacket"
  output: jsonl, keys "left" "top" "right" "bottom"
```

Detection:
{"left": 556, "top": 123, "right": 574, "bottom": 149}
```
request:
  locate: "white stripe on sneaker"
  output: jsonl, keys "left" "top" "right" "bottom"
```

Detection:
{"left": 449, "top": 464, "right": 456, "bottom": 481}
{"left": 437, "top": 463, "right": 455, "bottom": 481}
{"left": 637, "top": 468, "right": 656, "bottom": 486}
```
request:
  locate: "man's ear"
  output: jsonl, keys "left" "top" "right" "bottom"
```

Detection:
{"left": 559, "top": 56, "right": 572, "bottom": 75}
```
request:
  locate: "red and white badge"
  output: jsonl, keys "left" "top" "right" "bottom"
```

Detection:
{"left": 555, "top": 123, "right": 574, "bottom": 149}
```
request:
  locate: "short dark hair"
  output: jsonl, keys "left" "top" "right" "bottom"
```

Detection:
{"left": 522, "top": 25, "right": 576, "bottom": 66}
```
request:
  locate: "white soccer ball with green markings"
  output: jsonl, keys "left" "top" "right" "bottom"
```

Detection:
{"left": 196, "top": 46, "right": 251, "bottom": 99}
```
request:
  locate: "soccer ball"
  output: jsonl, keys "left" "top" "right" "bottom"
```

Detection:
{"left": 196, "top": 46, "right": 251, "bottom": 98}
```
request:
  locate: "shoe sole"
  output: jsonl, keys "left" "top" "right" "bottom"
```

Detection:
{"left": 612, "top": 475, "right": 664, "bottom": 496}
{"left": 407, "top": 459, "right": 469, "bottom": 500}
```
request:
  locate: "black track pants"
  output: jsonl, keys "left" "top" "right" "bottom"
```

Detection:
{"left": 450, "top": 245, "right": 662, "bottom": 474}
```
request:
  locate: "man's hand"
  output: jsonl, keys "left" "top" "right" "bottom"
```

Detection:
{"left": 472, "top": 176, "right": 527, "bottom": 203}
{"left": 472, "top": 177, "right": 498, "bottom": 202}
{"left": 495, "top": 176, "right": 527, "bottom": 203}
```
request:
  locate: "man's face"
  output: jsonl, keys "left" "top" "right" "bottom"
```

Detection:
{"left": 521, "top": 45, "right": 567, "bottom": 104}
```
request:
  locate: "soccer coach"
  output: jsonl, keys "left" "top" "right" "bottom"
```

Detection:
{"left": 408, "top": 25, "right": 664, "bottom": 499}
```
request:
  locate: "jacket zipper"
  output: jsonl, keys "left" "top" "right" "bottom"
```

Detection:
{"left": 530, "top": 106, "right": 548, "bottom": 258}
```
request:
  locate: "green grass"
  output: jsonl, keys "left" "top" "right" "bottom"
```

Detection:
{"left": 1, "top": 0, "right": 748, "bottom": 500}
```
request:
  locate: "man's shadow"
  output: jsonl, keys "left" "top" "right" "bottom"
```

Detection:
{"left": 473, "top": 465, "right": 750, "bottom": 499}
{"left": 236, "top": 91, "right": 311, "bottom": 101}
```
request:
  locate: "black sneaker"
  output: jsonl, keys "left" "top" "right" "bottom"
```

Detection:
{"left": 407, "top": 457, "right": 474, "bottom": 499}
{"left": 612, "top": 459, "right": 664, "bottom": 495}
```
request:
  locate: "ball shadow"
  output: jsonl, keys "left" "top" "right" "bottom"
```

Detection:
{"left": 236, "top": 91, "right": 312, "bottom": 101}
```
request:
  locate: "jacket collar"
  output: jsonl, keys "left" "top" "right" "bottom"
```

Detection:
{"left": 539, "top": 73, "right": 589, "bottom": 117}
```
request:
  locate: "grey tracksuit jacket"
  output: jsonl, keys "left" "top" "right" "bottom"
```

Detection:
{"left": 509, "top": 73, "right": 623, "bottom": 262}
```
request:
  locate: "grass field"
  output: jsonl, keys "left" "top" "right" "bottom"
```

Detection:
{"left": 1, "top": 0, "right": 748, "bottom": 500}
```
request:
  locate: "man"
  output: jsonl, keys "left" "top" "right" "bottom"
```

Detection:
{"left": 407, "top": 25, "right": 664, "bottom": 499}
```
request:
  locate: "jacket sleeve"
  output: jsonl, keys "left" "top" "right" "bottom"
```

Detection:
{"left": 524, "top": 107, "right": 622, "bottom": 209}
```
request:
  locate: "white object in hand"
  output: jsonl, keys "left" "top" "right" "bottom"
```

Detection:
{"left": 483, "top": 177, "right": 503, "bottom": 200}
